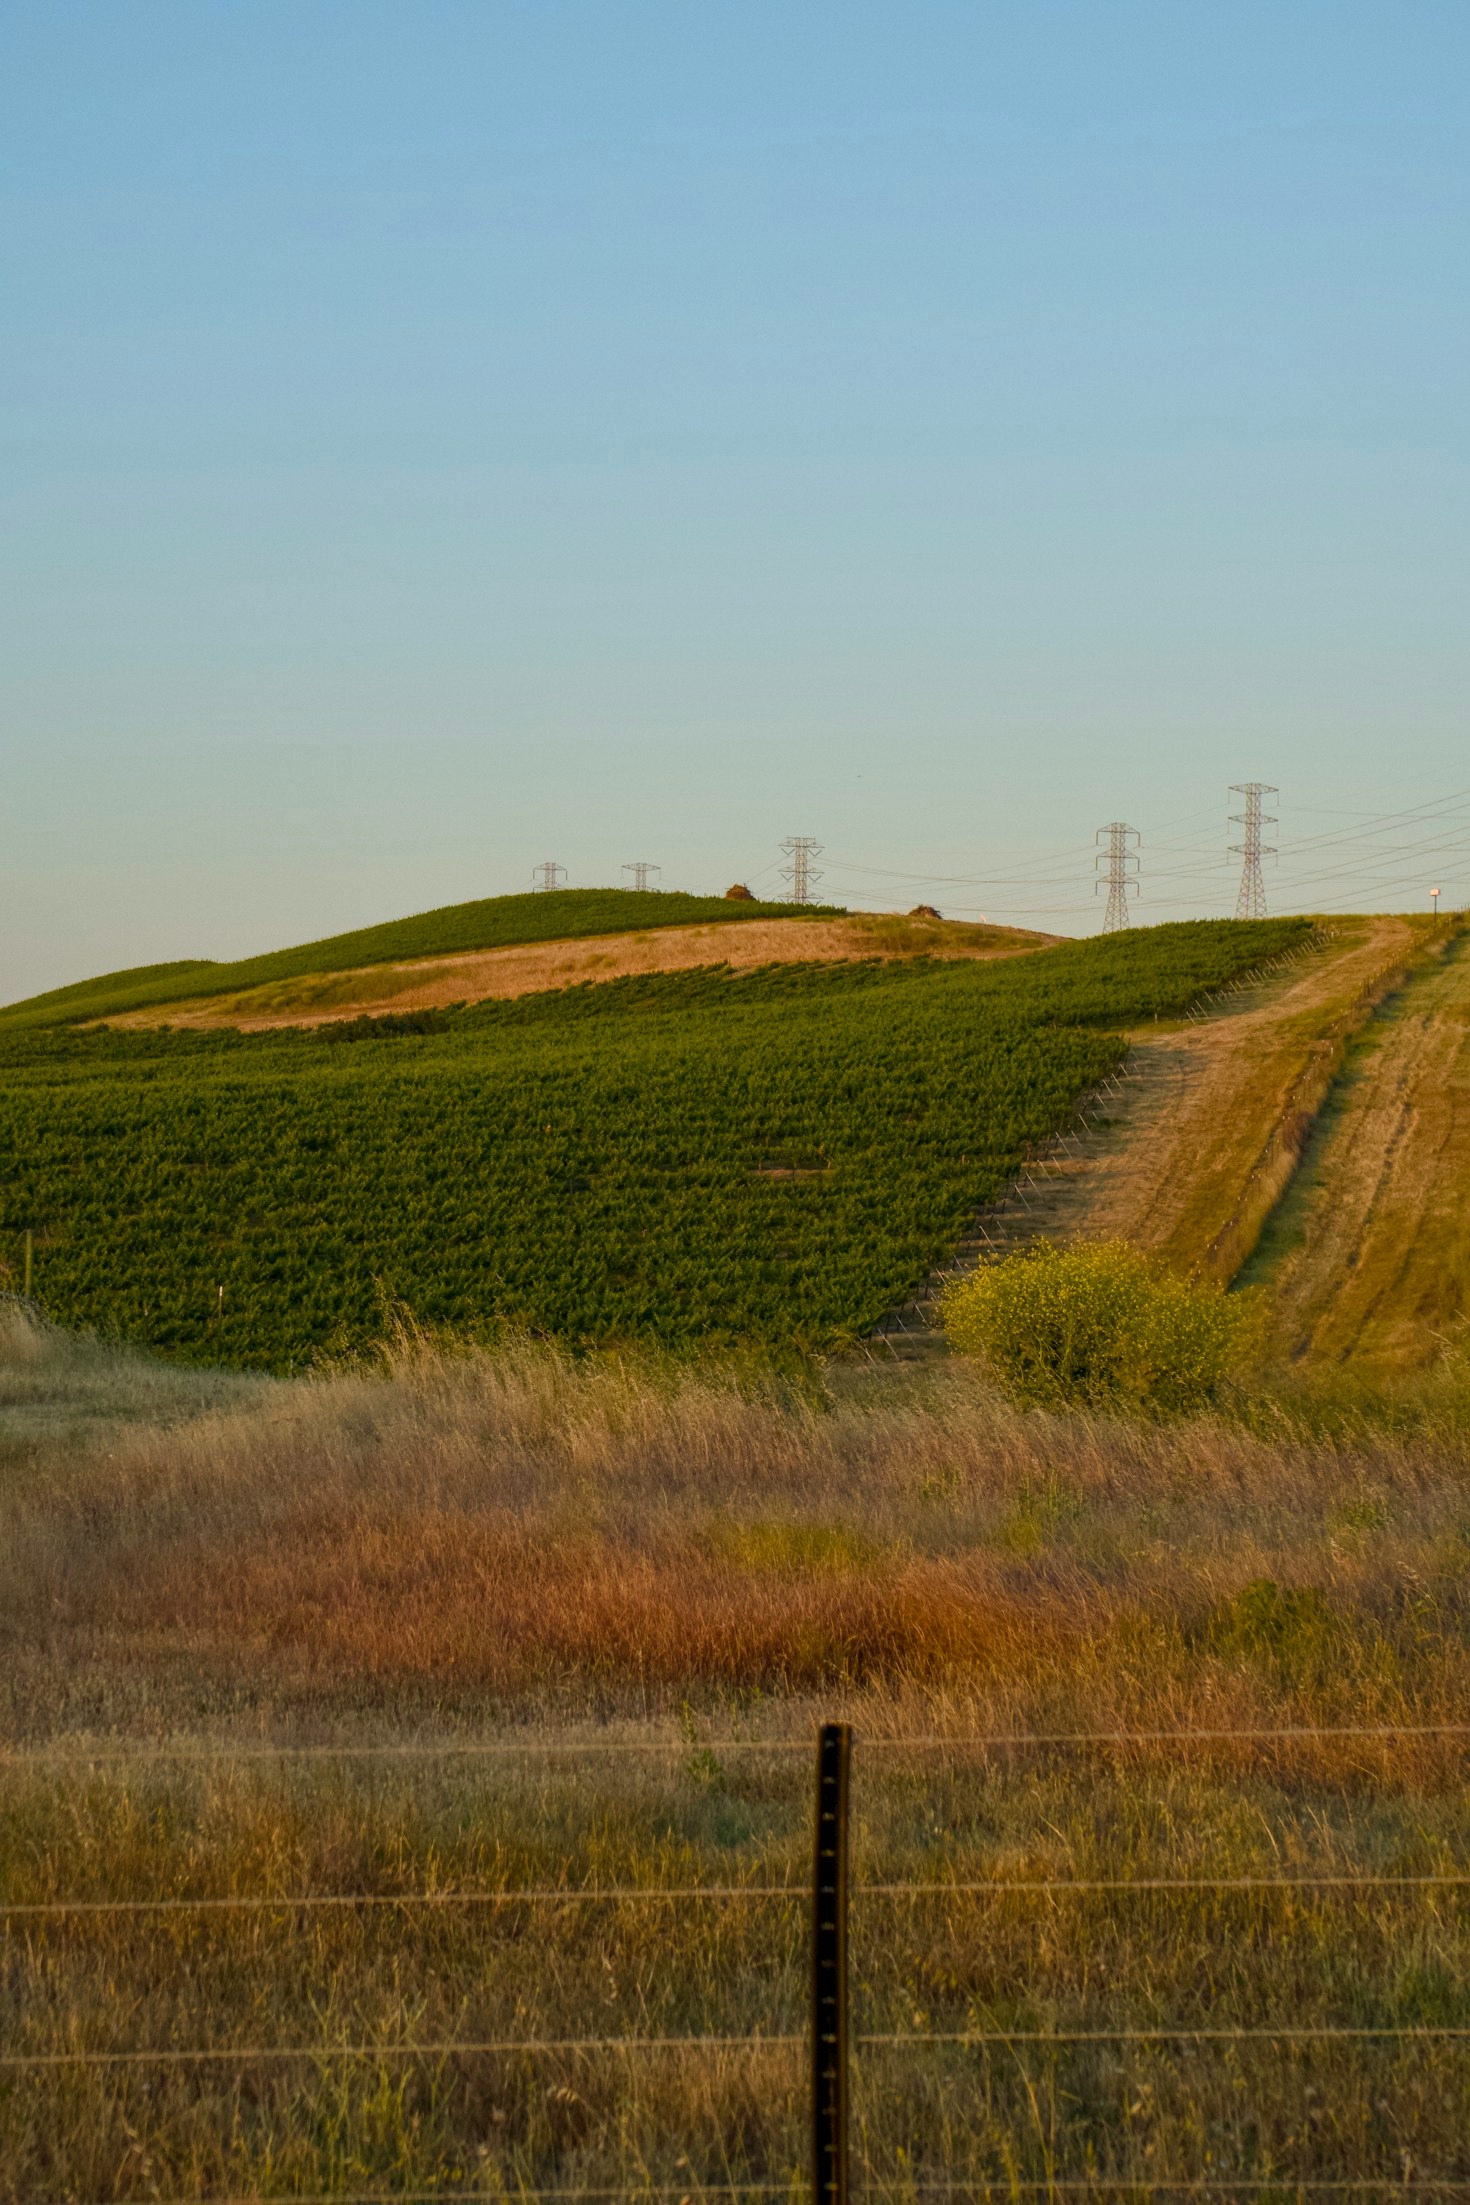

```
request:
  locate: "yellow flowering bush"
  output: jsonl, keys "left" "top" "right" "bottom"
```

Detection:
{"left": 938, "top": 1238, "right": 1253, "bottom": 1412}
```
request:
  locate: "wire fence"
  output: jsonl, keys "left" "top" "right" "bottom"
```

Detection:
{"left": 8, "top": 2024, "right": 1470, "bottom": 2075}
{"left": 7, "top": 1717, "right": 1470, "bottom": 2202}
{"left": 7, "top": 1867, "right": 1470, "bottom": 1922}
{"left": 54, "top": 2190, "right": 1470, "bottom": 2205}
{"left": 7, "top": 1718, "right": 1469, "bottom": 1763}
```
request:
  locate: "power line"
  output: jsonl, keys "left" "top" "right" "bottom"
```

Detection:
{"left": 622, "top": 861, "right": 660, "bottom": 893}
{"left": 531, "top": 860, "right": 567, "bottom": 892}
{"left": 1230, "top": 783, "right": 1278, "bottom": 919}
{"left": 779, "top": 836, "right": 823, "bottom": 905}
{"left": 814, "top": 780, "right": 1470, "bottom": 932}
{"left": 1094, "top": 823, "right": 1140, "bottom": 933}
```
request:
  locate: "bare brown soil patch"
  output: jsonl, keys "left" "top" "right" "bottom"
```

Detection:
{"left": 103, "top": 913, "right": 1054, "bottom": 1031}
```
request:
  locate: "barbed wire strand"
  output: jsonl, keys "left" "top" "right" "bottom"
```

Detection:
{"left": 860, "top": 2188, "right": 1470, "bottom": 2199}
{"left": 10, "top": 2023, "right": 1470, "bottom": 2071}
{"left": 0, "top": 2034, "right": 804, "bottom": 2070}
{"left": 6, "top": 1721, "right": 1469, "bottom": 1766}
{"left": 862, "top": 2026, "right": 1470, "bottom": 2046}
{"left": 66, "top": 2191, "right": 789, "bottom": 2205}
{"left": 7, "top": 1873, "right": 1470, "bottom": 1919}
{"left": 58, "top": 2187, "right": 1470, "bottom": 2205}
{"left": 72, "top": 2194, "right": 789, "bottom": 2205}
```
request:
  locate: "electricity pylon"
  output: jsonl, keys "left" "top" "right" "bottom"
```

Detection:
{"left": 1229, "top": 784, "right": 1278, "bottom": 919}
{"left": 622, "top": 862, "right": 660, "bottom": 892}
{"left": 779, "top": 837, "right": 823, "bottom": 905}
{"left": 1094, "top": 822, "right": 1140, "bottom": 932}
{"left": 531, "top": 861, "right": 567, "bottom": 892}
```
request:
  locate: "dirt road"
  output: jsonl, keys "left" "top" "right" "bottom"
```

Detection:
{"left": 994, "top": 915, "right": 1419, "bottom": 1278}
{"left": 1244, "top": 926, "right": 1470, "bottom": 1367}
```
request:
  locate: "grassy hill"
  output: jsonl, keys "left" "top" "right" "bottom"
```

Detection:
{"left": 7, "top": 909, "right": 1460, "bottom": 2205}
{"left": 0, "top": 886, "right": 839, "bottom": 1030}
{"left": 0, "top": 918, "right": 1306, "bottom": 1368}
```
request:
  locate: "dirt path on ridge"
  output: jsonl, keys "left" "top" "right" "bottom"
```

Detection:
{"left": 1244, "top": 928, "right": 1470, "bottom": 1367}
{"left": 991, "top": 915, "right": 1417, "bottom": 1276}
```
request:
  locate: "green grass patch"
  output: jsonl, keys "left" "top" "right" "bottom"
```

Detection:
{"left": 700, "top": 1519, "right": 886, "bottom": 1574}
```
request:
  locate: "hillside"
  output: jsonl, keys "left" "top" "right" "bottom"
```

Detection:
{"left": 886, "top": 910, "right": 1465, "bottom": 1376}
{"left": 101, "top": 908, "right": 1055, "bottom": 1031}
{"left": 0, "top": 886, "right": 843, "bottom": 1030}
{"left": 0, "top": 919, "right": 1302, "bottom": 1368}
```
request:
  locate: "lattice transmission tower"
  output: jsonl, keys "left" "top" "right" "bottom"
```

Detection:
{"left": 1094, "top": 822, "right": 1140, "bottom": 932}
{"left": 1229, "top": 784, "right": 1278, "bottom": 919}
{"left": 531, "top": 860, "right": 567, "bottom": 892}
{"left": 779, "top": 837, "right": 823, "bottom": 905}
{"left": 622, "top": 862, "right": 660, "bottom": 892}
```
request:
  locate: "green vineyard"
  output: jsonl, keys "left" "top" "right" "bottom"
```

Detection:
{"left": 0, "top": 919, "right": 1308, "bottom": 1368}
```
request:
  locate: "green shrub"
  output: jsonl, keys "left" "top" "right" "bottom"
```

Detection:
{"left": 1205, "top": 1577, "right": 1343, "bottom": 1681}
{"left": 939, "top": 1238, "right": 1253, "bottom": 1411}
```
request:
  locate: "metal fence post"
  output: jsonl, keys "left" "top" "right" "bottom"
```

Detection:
{"left": 812, "top": 1720, "right": 852, "bottom": 2205}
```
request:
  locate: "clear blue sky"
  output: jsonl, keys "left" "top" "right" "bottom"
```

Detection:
{"left": 4, "top": 2, "right": 1467, "bottom": 998}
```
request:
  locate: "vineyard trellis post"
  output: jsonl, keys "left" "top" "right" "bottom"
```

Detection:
{"left": 812, "top": 1721, "right": 852, "bottom": 2205}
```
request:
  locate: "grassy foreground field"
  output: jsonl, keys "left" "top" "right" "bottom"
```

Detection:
{"left": 4, "top": 1312, "right": 1470, "bottom": 2198}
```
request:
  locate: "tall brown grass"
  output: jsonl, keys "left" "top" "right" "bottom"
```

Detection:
{"left": 4, "top": 1307, "right": 1470, "bottom": 1749}
{"left": 6, "top": 1312, "right": 1470, "bottom": 2199}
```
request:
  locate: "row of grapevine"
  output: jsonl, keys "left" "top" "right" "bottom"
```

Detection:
{"left": 0, "top": 919, "right": 1309, "bottom": 1368}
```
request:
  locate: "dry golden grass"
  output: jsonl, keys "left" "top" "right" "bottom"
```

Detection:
{"left": 100, "top": 912, "right": 1052, "bottom": 1031}
{"left": 6, "top": 1314, "right": 1470, "bottom": 2198}
{"left": 5, "top": 1310, "right": 1470, "bottom": 1745}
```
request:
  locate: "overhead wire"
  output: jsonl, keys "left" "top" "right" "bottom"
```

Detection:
{"left": 817, "top": 780, "right": 1470, "bottom": 927}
